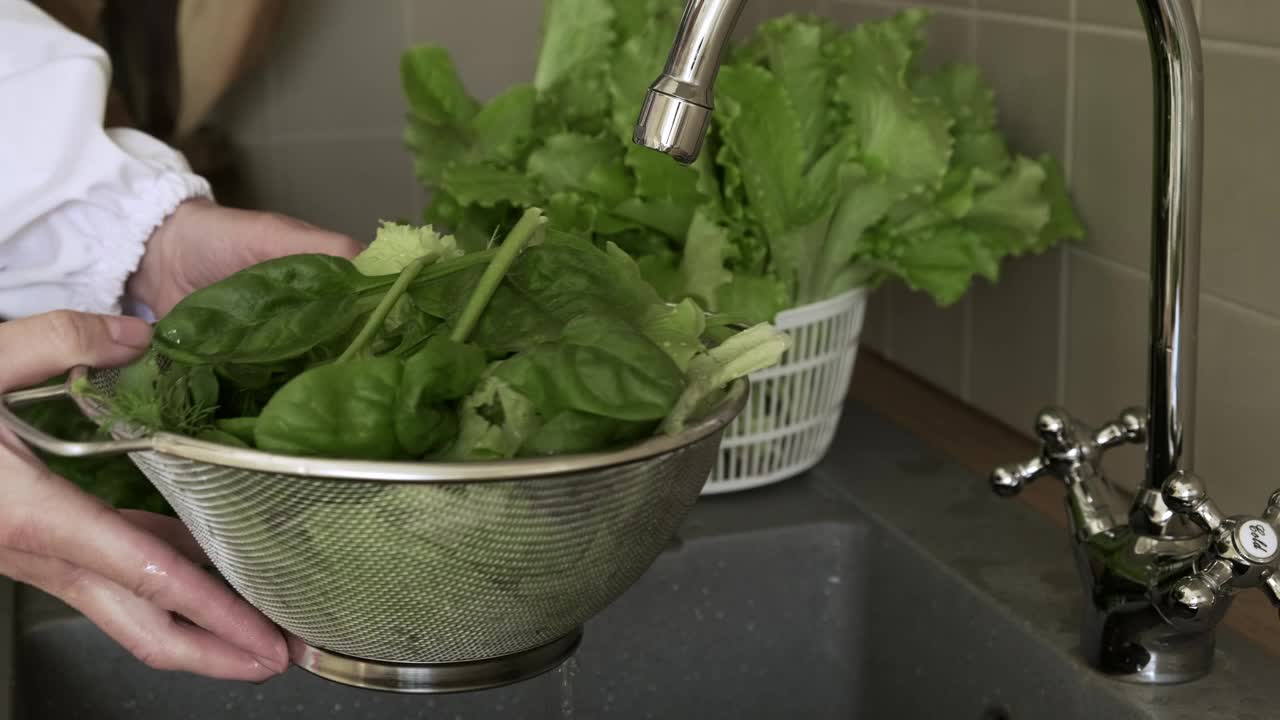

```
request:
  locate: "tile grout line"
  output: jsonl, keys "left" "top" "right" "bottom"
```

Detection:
{"left": 1056, "top": 0, "right": 1078, "bottom": 407}
{"left": 1199, "top": 293, "right": 1280, "bottom": 331}
{"left": 852, "top": 0, "right": 1280, "bottom": 59}
{"left": 1070, "top": 247, "right": 1148, "bottom": 280}
{"left": 1069, "top": 247, "right": 1280, "bottom": 329}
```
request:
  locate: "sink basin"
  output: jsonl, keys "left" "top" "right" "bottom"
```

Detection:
{"left": 4, "top": 403, "right": 1279, "bottom": 719}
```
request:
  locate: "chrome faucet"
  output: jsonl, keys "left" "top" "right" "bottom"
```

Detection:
{"left": 635, "top": 0, "right": 1280, "bottom": 687}
{"left": 633, "top": 0, "right": 745, "bottom": 165}
{"left": 992, "top": 0, "right": 1280, "bottom": 685}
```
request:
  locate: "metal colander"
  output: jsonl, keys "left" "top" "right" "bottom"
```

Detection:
{"left": 1, "top": 365, "right": 747, "bottom": 667}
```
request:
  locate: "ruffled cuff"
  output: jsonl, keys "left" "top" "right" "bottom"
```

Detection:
{"left": 70, "top": 129, "right": 214, "bottom": 317}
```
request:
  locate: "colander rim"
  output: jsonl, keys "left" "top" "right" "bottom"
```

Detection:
{"left": 67, "top": 366, "right": 748, "bottom": 483}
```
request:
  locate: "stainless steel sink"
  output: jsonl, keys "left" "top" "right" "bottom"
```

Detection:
{"left": 4, "top": 403, "right": 1278, "bottom": 719}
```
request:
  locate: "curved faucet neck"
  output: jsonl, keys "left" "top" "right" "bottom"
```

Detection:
{"left": 1134, "top": 0, "right": 1204, "bottom": 534}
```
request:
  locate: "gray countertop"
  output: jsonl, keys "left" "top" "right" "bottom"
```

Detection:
{"left": 4, "top": 402, "right": 1280, "bottom": 718}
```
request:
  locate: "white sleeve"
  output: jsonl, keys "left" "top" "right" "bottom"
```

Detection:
{"left": 0, "top": 0, "right": 213, "bottom": 319}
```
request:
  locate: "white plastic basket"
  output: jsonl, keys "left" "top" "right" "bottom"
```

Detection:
{"left": 704, "top": 287, "right": 867, "bottom": 495}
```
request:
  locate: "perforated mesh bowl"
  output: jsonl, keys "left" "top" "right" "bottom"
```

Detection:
{"left": 0, "top": 366, "right": 747, "bottom": 666}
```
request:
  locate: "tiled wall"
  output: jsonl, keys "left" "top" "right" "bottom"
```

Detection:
{"left": 214, "top": 0, "right": 1280, "bottom": 515}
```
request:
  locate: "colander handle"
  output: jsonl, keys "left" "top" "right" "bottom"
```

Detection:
{"left": 0, "top": 384, "right": 155, "bottom": 458}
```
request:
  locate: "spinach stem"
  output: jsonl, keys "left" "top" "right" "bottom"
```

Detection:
{"left": 450, "top": 208, "right": 546, "bottom": 343}
{"left": 338, "top": 254, "right": 435, "bottom": 363}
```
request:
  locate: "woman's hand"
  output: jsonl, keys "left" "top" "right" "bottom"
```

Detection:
{"left": 126, "top": 199, "right": 362, "bottom": 317}
{"left": 0, "top": 311, "right": 288, "bottom": 681}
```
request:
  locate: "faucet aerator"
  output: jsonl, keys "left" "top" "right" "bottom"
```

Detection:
{"left": 632, "top": 90, "right": 711, "bottom": 165}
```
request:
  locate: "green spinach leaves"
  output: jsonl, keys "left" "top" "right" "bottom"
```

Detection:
{"left": 90, "top": 209, "right": 790, "bottom": 462}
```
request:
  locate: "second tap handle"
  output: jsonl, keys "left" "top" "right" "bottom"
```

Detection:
{"left": 1162, "top": 472, "right": 1227, "bottom": 533}
{"left": 991, "top": 457, "right": 1049, "bottom": 498}
{"left": 1093, "top": 407, "right": 1146, "bottom": 450}
{"left": 1159, "top": 558, "right": 1235, "bottom": 631}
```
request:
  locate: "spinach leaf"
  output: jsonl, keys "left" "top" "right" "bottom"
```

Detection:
{"left": 640, "top": 299, "right": 706, "bottom": 371}
{"left": 495, "top": 314, "right": 684, "bottom": 422}
{"left": 216, "top": 417, "right": 258, "bottom": 446}
{"left": 154, "top": 255, "right": 375, "bottom": 365}
{"left": 463, "top": 237, "right": 664, "bottom": 354}
{"left": 396, "top": 336, "right": 486, "bottom": 456}
{"left": 521, "top": 410, "right": 653, "bottom": 456}
{"left": 255, "top": 357, "right": 405, "bottom": 460}
{"left": 154, "top": 251, "right": 496, "bottom": 366}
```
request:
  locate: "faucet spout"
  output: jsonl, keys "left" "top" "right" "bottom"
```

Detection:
{"left": 632, "top": 0, "right": 748, "bottom": 164}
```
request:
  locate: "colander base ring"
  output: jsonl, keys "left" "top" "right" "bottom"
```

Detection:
{"left": 285, "top": 629, "right": 583, "bottom": 694}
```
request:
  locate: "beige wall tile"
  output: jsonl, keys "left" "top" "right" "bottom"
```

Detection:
{"left": 903, "top": 0, "right": 973, "bottom": 8}
{"left": 1077, "top": 0, "right": 1144, "bottom": 28}
{"left": 1071, "top": 31, "right": 1151, "bottom": 273}
{"left": 214, "top": 67, "right": 274, "bottom": 144}
{"left": 1200, "top": 48, "right": 1280, "bottom": 316}
{"left": 264, "top": 0, "right": 407, "bottom": 137}
{"left": 771, "top": 0, "right": 822, "bottom": 15}
{"left": 975, "top": 18, "right": 1069, "bottom": 158}
{"left": 1195, "top": 297, "right": 1280, "bottom": 516}
{"left": 976, "top": 0, "right": 1069, "bottom": 19}
{"left": 405, "top": 0, "right": 544, "bottom": 101}
{"left": 737, "top": 0, "right": 776, "bottom": 38}
{"left": 1065, "top": 251, "right": 1148, "bottom": 491}
{"left": 970, "top": 249, "right": 1063, "bottom": 430}
{"left": 920, "top": 11, "right": 975, "bottom": 68}
{"left": 1202, "top": 0, "right": 1280, "bottom": 47}
{"left": 822, "top": 1, "right": 897, "bottom": 28}
{"left": 271, "top": 137, "right": 418, "bottom": 242}
{"left": 220, "top": 142, "right": 289, "bottom": 214}
{"left": 887, "top": 284, "right": 968, "bottom": 398}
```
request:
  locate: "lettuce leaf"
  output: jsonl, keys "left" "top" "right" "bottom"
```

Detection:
{"left": 354, "top": 222, "right": 463, "bottom": 276}
{"left": 400, "top": 6, "right": 1084, "bottom": 318}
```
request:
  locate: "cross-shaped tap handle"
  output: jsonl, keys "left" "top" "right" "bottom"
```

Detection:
{"left": 990, "top": 407, "right": 1145, "bottom": 497}
{"left": 1156, "top": 473, "right": 1280, "bottom": 631}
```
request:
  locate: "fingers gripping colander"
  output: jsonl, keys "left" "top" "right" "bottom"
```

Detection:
{"left": 0, "top": 366, "right": 748, "bottom": 693}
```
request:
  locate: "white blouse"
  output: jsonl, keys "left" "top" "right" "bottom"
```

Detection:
{"left": 0, "top": 0, "right": 212, "bottom": 319}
